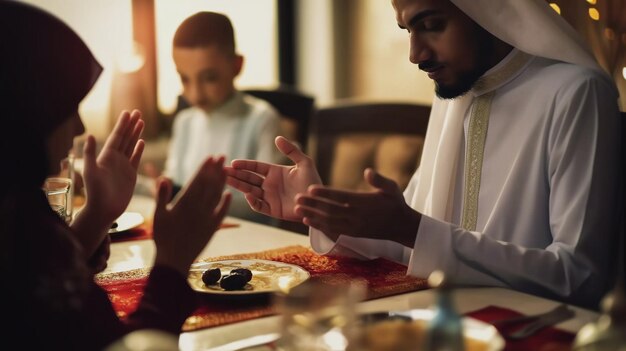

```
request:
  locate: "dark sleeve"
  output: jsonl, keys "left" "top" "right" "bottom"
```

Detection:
{"left": 125, "top": 265, "right": 199, "bottom": 333}
{"left": 77, "top": 267, "right": 198, "bottom": 350}
{"left": 171, "top": 184, "right": 183, "bottom": 200}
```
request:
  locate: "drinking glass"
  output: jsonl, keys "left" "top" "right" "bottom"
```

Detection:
{"left": 58, "top": 154, "right": 75, "bottom": 219}
{"left": 44, "top": 154, "right": 75, "bottom": 223}
{"left": 44, "top": 177, "right": 72, "bottom": 223}
{"left": 273, "top": 279, "right": 366, "bottom": 351}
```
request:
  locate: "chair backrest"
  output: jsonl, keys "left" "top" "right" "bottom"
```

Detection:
{"left": 310, "top": 101, "right": 431, "bottom": 191}
{"left": 243, "top": 85, "right": 315, "bottom": 152}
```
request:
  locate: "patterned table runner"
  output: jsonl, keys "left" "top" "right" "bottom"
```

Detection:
{"left": 97, "top": 245, "right": 428, "bottom": 331}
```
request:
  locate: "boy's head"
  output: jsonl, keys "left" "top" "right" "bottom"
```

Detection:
{"left": 173, "top": 12, "right": 243, "bottom": 113}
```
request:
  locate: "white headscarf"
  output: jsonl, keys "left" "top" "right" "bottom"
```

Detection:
{"left": 410, "top": 0, "right": 611, "bottom": 221}
{"left": 451, "top": 0, "right": 601, "bottom": 71}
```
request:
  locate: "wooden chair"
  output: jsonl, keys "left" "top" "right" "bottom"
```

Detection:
{"left": 243, "top": 85, "right": 315, "bottom": 153}
{"left": 309, "top": 101, "right": 431, "bottom": 192}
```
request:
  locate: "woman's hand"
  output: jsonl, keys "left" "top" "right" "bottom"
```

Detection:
{"left": 71, "top": 110, "right": 144, "bottom": 259}
{"left": 225, "top": 136, "right": 322, "bottom": 221}
{"left": 82, "top": 110, "right": 144, "bottom": 224}
{"left": 153, "top": 156, "right": 231, "bottom": 276}
{"left": 86, "top": 235, "right": 111, "bottom": 274}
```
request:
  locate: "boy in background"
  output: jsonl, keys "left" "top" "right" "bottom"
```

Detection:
{"left": 164, "top": 11, "right": 283, "bottom": 224}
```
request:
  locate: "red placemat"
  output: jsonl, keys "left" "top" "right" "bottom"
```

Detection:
{"left": 466, "top": 305, "right": 576, "bottom": 351}
{"left": 97, "top": 245, "right": 428, "bottom": 331}
{"left": 110, "top": 222, "right": 240, "bottom": 243}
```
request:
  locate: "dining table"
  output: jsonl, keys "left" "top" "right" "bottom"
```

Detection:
{"left": 101, "top": 195, "right": 602, "bottom": 351}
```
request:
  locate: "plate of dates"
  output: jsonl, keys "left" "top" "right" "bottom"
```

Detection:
{"left": 188, "top": 259, "right": 310, "bottom": 295}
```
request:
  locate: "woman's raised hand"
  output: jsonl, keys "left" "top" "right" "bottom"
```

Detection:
{"left": 81, "top": 110, "right": 144, "bottom": 223}
{"left": 152, "top": 156, "right": 231, "bottom": 276}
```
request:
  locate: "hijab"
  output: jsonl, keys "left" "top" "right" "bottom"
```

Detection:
{"left": 0, "top": 1, "right": 102, "bottom": 189}
{"left": 0, "top": 6, "right": 107, "bottom": 344}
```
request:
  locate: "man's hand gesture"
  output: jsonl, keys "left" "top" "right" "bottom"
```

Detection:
{"left": 225, "top": 136, "right": 322, "bottom": 222}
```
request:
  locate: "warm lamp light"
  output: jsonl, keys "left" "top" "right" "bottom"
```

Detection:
{"left": 114, "top": 41, "right": 145, "bottom": 73}
{"left": 550, "top": 3, "right": 561, "bottom": 14}
{"left": 588, "top": 8, "right": 600, "bottom": 21}
{"left": 622, "top": 67, "right": 626, "bottom": 80}
{"left": 586, "top": 0, "right": 597, "bottom": 4}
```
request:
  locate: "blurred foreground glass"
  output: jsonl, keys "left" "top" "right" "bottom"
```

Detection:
{"left": 423, "top": 270, "right": 464, "bottom": 351}
{"left": 573, "top": 277, "right": 626, "bottom": 351}
{"left": 103, "top": 329, "right": 179, "bottom": 351}
{"left": 44, "top": 155, "right": 75, "bottom": 223}
{"left": 273, "top": 279, "right": 366, "bottom": 351}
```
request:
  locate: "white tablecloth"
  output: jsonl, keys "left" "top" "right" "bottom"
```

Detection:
{"left": 106, "top": 196, "right": 601, "bottom": 350}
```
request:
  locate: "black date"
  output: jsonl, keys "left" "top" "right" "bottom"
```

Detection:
{"left": 220, "top": 273, "right": 248, "bottom": 290}
{"left": 202, "top": 268, "right": 221, "bottom": 285}
{"left": 230, "top": 268, "right": 253, "bottom": 282}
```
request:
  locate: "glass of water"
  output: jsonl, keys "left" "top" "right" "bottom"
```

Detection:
{"left": 43, "top": 154, "right": 75, "bottom": 223}
{"left": 44, "top": 177, "right": 72, "bottom": 223}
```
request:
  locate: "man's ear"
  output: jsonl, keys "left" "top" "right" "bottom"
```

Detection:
{"left": 233, "top": 54, "right": 244, "bottom": 76}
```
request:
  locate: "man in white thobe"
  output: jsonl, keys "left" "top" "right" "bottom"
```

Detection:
{"left": 225, "top": 0, "right": 623, "bottom": 309}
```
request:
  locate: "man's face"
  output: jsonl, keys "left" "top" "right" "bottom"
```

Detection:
{"left": 173, "top": 45, "right": 243, "bottom": 113}
{"left": 392, "top": 0, "right": 495, "bottom": 99}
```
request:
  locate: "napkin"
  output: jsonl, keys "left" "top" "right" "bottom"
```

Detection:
{"left": 97, "top": 245, "right": 428, "bottom": 331}
{"left": 465, "top": 305, "right": 576, "bottom": 351}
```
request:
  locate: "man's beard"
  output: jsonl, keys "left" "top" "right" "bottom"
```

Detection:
{"left": 433, "top": 26, "right": 495, "bottom": 100}
{"left": 434, "top": 68, "right": 483, "bottom": 99}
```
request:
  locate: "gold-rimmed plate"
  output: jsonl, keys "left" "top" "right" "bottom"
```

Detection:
{"left": 188, "top": 259, "right": 310, "bottom": 295}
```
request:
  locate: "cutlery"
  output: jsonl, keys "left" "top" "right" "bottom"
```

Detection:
{"left": 490, "top": 304, "right": 569, "bottom": 326}
{"left": 492, "top": 304, "right": 575, "bottom": 340}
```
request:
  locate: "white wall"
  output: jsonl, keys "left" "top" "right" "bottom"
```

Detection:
{"left": 295, "top": 0, "right": 336, "bottom": 107}
{"left": 347, "top": 1, "right": 435, "bottom": 105}
{"left": 295, "top": 0, "right": 435, "bottom": 107}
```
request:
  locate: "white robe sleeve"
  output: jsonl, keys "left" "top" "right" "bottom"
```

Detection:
{"left": 309, "top": 227, "right": 413, "bottom": 265}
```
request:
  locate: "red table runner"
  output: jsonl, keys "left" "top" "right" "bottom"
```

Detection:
{"left": 466, "top": 305, "right": 576, "bottom": 351}
{"left": 97, "top": 245, "right": 428, "bottom": 331}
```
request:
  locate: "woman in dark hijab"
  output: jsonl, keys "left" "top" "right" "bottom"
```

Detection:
{"left": 0, "top": 2, "right": 231, "bottom": 349}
